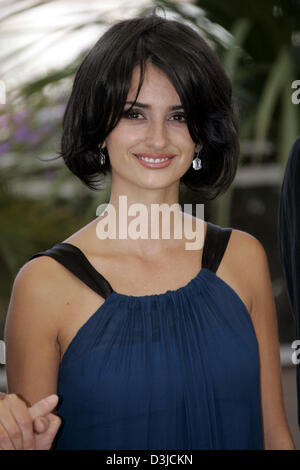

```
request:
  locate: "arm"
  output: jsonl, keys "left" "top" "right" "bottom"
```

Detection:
{"left": 234, "top": 230, "right": 295, "bottom": 449}
{"left": 3, "top": 257, "right": 63, "bottom": 448}
{"left": 5, "top": 257, "right": 61, "bottom": 403}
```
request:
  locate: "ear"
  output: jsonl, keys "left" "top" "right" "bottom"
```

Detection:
{"left": 195, "top": 143, "right": 203, "bottom": 153}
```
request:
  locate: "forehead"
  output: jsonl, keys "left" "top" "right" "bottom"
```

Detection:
{"left": 127, "top": 63, "right": 181, "bottom": 104}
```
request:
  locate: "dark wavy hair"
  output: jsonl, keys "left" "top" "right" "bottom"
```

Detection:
{"left": 57, "top": 12, "right": 240, "bottom": 201}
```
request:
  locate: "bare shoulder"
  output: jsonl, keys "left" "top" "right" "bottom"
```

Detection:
{"left": 15, "top": 254, "right": 68, "bottom": 301}
{"left": 7, "top": 254, "right": 71, "bottom": 338}
{"left": 225, "top": 228, "right": 271, "bottom": 313}
{"left": 228, "top": 228, "right": 267, "bottom": 264}
{"left": 227, "top": 228, "right": 270, "bottom": 283}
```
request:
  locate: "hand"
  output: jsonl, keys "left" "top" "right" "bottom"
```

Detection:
{"left": 0, "top": 393, "right": 61, "bottom": 450}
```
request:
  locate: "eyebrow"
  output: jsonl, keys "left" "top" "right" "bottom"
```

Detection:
{"left": 125, "top": 101, "right": 184, "bottom": 110}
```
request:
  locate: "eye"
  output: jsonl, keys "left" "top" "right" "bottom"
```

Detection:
{"left": 122, "top": 109, "right": 144, "bottom": 120}
{"left": 170, "top": 113, "right": 186, "bottom": 122}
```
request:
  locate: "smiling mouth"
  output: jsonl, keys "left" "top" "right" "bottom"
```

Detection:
{"left": 134, "top": 154, "right": 175, "bottom": 163}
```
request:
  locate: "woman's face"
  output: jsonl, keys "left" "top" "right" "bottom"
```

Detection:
{"left": 103, "top": 63, "right": 201, "bottom": 190}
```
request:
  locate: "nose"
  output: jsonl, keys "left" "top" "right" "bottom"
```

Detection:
{"left": 144, "top": 118, "right": 169, "bottom": 150}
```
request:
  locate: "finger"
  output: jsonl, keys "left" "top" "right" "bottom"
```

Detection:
{"left": 0, "top": 407, "right": 19, "bottom": 450}
{"left": 6, "top": 395, "right": 36, "bottom": 450}
{"left": 35, "top": 413, "right": 62, "bottom": 450}
{"left": 0, "top": 422, "right": 15, "bottom": 450}
{"left": 29, "top": 395, "right": 59, "bottom": 421}
{"left": 33, "top": 416, "right": 49, "bottom": 434}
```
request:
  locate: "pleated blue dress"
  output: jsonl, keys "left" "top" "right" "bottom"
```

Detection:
{"left": 28, "top": 222, "right": 263, "bottom": 450}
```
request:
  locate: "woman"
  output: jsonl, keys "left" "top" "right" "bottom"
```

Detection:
{"left": 2, "top": 12, "right": 295, "bottom": 450}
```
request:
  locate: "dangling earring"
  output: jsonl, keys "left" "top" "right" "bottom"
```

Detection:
{"left": 192, "top": 145, "right": 202, "bottom": 170}
{"left": 98, "top": 145, "right": 106, "bottom": 165}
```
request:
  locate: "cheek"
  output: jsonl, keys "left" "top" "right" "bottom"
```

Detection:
{"left": 106, "top": 127, "right": 139, "bottom": 153}
{"left": 171, "top": 126, "right": 195, "bottom": 147}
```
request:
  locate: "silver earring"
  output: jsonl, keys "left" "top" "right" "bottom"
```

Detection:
{"left": 98, "top": 145, "right": 106, "bottom": 165}
{"left": 192, "top": 147, "right": 202, "bottom": 170}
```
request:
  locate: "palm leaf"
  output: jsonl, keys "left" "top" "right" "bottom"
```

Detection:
{"left": 253, "top": 47, "right": 291, "bottom": 160}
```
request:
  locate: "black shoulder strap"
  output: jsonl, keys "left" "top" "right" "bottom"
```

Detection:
{"left": 28, "top": 243, "right": 114, "bottom": 299}
{"left": 202, "top": 222, "right": 232, "bottom": 273}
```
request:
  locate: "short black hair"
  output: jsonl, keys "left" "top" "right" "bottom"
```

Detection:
{"left": 58, "top": 12, "right": 239, "bottom": 201}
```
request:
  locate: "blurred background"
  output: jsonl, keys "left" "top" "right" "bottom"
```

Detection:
{"left": 1, "top": 0, "right": 300, "bottom": 448}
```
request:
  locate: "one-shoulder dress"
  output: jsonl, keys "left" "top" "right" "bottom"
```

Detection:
{"left": 28, "top": 222, "right": 263, "bottom": 450}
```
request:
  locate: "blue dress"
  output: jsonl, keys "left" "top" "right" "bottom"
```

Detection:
{"left": 28, "top": 222, "right": 263, "bottom": 450}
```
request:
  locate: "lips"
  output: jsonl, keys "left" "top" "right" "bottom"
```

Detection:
{"left": 134, "top": 153, "right": 175, "bottom": 159}
{"left": 133, "top": 153, "right": 175, "bottom": 169}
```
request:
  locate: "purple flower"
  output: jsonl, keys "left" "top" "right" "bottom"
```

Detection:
{"left": 15, "top": 127, "right": 33, "bottom": 141}
{"left": 0, "top": 142, "right": 9, "bottom": 155}
{"left": 0, "top": 114, "right": 9, "bottom": 128}
{"left": 27, "top": 133, "right": 43, "bottom": 145}
{"left": 13, "top": 110, "right": 28, "bottom": 124}
{"left": 15, "top": 124, "right": 51, "bottom": 146}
